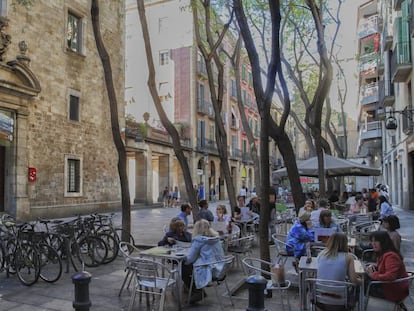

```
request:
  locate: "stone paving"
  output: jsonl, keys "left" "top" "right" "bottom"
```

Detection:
{"left": 0, "top": 201, "right": 413, "bottom": 310}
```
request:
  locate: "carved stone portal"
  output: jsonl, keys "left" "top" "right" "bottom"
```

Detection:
{"left": 0, "top": 17, "right": 11, "bottom": 62}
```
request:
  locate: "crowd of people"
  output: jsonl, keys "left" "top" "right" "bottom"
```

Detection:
{"left": 157, "top": 182, "right": 409, "bottom": 308}
{"left": 284, "top": 183, "right": 410, "bottom": 310}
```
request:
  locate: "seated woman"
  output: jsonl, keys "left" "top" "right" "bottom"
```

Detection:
{"left": 366, "top": 231, "right": 409, "bottom": 304}
{"left": 286, "top": 212, "right": 314, "bottom": 270}
{"left": 317, "top": 233, "right": 362, "bottom": 310}
{"left": 382, "top": 215, "right": 401, "bottom": 251}
{"left": 184, "top": 219, "right": 226, "bottom": 304}
{"left": 233, "top": 195, "right": 253, "bottom": 221}
{"left": 314, "top": 210, "right": 342, "bottom": 232}
{"left": 349, "top": 193, "right": 367, "bottom": 214}
{"left": 379, "top": 195, "right": 395, "bottom": 220}
{"left": 298, "top": 199, "right": 316, "bottom": 215}
{"left": 213, "top": 204, "right": 231, "bottom": 223}
{"left": 158, "top": 217, "right": 192, "bottom": 247}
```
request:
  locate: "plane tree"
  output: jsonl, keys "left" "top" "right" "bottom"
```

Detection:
{"left": 135, "top": 0, "right": 200, "bottom": 217}
{"left": 191, "top": 0, "right": 238, "bottom": 211}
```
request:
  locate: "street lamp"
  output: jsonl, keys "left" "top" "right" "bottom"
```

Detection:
{"left": 383, "top": 107, "right": 414, "bottom": 131}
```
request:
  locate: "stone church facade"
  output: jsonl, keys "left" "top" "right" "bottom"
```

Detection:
{"left": 0, "top": 1, "right": 124, "bottom": 220}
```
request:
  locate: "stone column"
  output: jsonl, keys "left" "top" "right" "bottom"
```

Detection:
{"left": 134, "top": 152, "right": 148, "bottom": 204}
{"left": 159, "top": 155, "right": 169, "bottom": 198}
{"left": 15, "top": 110, "right": 30, "bottom": 220}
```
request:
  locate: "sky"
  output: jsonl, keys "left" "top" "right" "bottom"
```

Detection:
{"left": 331, "top": 0, "right": 365, "bottom": 120}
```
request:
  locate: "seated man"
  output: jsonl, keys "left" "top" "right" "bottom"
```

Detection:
{"left": 177, "top": 203, "right": 192, "bottom": 231}
{"left": 198, "top": 199, "right": 214, "bottom": 222}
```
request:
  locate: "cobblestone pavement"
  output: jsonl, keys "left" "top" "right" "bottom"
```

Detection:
{"left": 0, "top": 201, "right": 413, "bottom": 310}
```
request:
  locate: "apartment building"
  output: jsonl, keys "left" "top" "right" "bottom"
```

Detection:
{"left": 125, "top": 0, "right": 263, "bottom": 203}
{"left": 0, "top": 1, "right": 125, "bottom": 219}
{"left": 358, "top": 0, "right": 414, "bottom": 209}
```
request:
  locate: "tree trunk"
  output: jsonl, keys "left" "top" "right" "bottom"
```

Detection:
{"left": 136, "top": 0, "right": 199, "bottom": 218}
{"left": 234, "top": 0, "right": 282, "bottom": 266}
{"left": 91, "top": 0, "right": 131, "bottom": 240}
{"left": 231, "top": 36, "right": 261, "bottom": 197}
{"left": 191, "top": 1, "right": 238, "bottom": 211}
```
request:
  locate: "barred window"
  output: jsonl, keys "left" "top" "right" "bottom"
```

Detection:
{"left": 67, "top": 12, "right": 82, "bottom": 53}
{"left": 69, "top": 95, "right": 79, "bottom": 121}
{"left": 67, "top": 159, "right": 80, "bottom": 193}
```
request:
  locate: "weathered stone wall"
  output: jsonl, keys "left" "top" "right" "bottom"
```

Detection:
{"left": 5, "top": 0, "right": 125, "bottom": 217}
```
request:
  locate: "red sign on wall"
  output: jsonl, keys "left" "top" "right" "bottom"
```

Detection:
{"left": 28, "top": 167, "right": 36, "bottom": 182}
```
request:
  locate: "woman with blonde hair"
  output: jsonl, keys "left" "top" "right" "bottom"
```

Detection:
{"left": 184, "top": 219, "right": 225, "bottom": 303}
{"left": 317, "top": 233, "right": 361, "bottom": 310}
{"left": 213, "top": 205, "right": 231, "bottom": 223}
{"left": 317, "top": 233, "right": 361, "bottom": 285}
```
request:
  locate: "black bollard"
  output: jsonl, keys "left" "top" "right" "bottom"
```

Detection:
{"left": 72, "top": 271, "right": 92, "bottom": 311}
{"left": 246, "top": 275, "right": 267, "bottom": 311}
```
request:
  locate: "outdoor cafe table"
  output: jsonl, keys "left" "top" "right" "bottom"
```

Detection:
{"left": 298, "top": 256, "right": 365, "bottom": 311}
{"left": 139, "top": 244, "right": 190, "bottom": 310}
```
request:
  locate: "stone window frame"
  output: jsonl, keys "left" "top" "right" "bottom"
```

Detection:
{"left": 64, "top": 154, "right": 83, "bottom": 197}
{"left": 0, "top": 0, "right": 7, "bottom": 16}
{"left": 67, "top": 88, "right": 81, "bottom": 122}
{"left": 65, "top": 7, "right": 86, "bottom": 55}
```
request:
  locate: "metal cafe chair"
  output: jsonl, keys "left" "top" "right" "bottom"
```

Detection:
{"left": 365, "top": 272, "right": 414, "bottom": 311}
{"left": 227, "top": 234, "right": 255, "bottom": 267}
{"left": 271, "top": 233, "right": 295, "bottom": 265}
{"left": 305, "top": 278, "right": 358, "bottom": 311}
{"left": 118, "top": 241, "right": 142, "bottom": 296}
{"left": 187, "top": 255, "right": 235, "bottom": 311}
{"left": 242, "top": 257, "right": 291, "bottom": 311}
{"left": 128, "top": 257, "right": 179, "bottom": 311}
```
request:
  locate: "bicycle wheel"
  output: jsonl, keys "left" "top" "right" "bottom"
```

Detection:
{"left": 0, "top": 243, "right": 4, "bottom": 272}
{"left": 46, "top": 233, "right": 64, "bottom": 252}
{"left": 78, "top": 236, "right": 108, "bottom": 267}
{"left": 15, "top": 244, "right": 40, "bottom": 286}
{"left": 115, "top": 228, "right": 135, "bottom": 245}
{"left": 69, "top": 239, "right": 83, "bottom": 272}
{"left": 38, "top": 243, "right": 62, "bottom": 283}
{"left": 5, "top": 239, "right": 16, "bottom": 275}
{"left": 98, "top": 233, "right": 118, "bottom": 264}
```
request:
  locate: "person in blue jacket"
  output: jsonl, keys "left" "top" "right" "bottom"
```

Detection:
{"left": 286, "top": 211, "right": 314, "bottom": 271}
{"left": 184, "top": 219, "right": 225, "bottom": 304}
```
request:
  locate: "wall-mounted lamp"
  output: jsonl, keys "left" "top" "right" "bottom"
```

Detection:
{"left": 385, "top": 116, "right": 398, "bottom": 130}
{"left": 383, "top": 107, "right": 414, "bottom": 131}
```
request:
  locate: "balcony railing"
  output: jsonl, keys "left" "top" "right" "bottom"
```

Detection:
{"left": 207, "top": 102, "right": 215, "bottom": 119}
{"left": 394, "top": 0, "right": 402, "bottom": 11}
{"left": 360, "top": 82, "right": 378, "bottom": 106}
{"left": 197, "top": 98, "right": 209, "bottom": 114}
{"left": 378, "top": 79, "right": 395, "bottom": 108}
{"left": 196, "top": 138, "right": 218, "bottom": 153}
{"left": 401, "top": 106, "right": 413, "bottom": 134}
{"left": 411, "top": 0, "right": 414, "bottom": 36}
{"left": 358, "top": 15, "right": 378, "bottom": 39}
{"left": 230, "top": 148, "right": 242, "bottom": 159}
{"left": 242, "top": 151, "right": 252, "bottom": 164}
{"left": 359, "top": 121, "right": 382, "bottom": 142}
{"left": 359, "top": 52, "right": 377, "bottom": 78}
{"left": 391, "top": 41, "right": 412, "bottom": 83}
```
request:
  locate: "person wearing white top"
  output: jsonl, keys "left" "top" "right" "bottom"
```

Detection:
{"left": 310, "top": 199, "right": 329, "bottom": 227}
